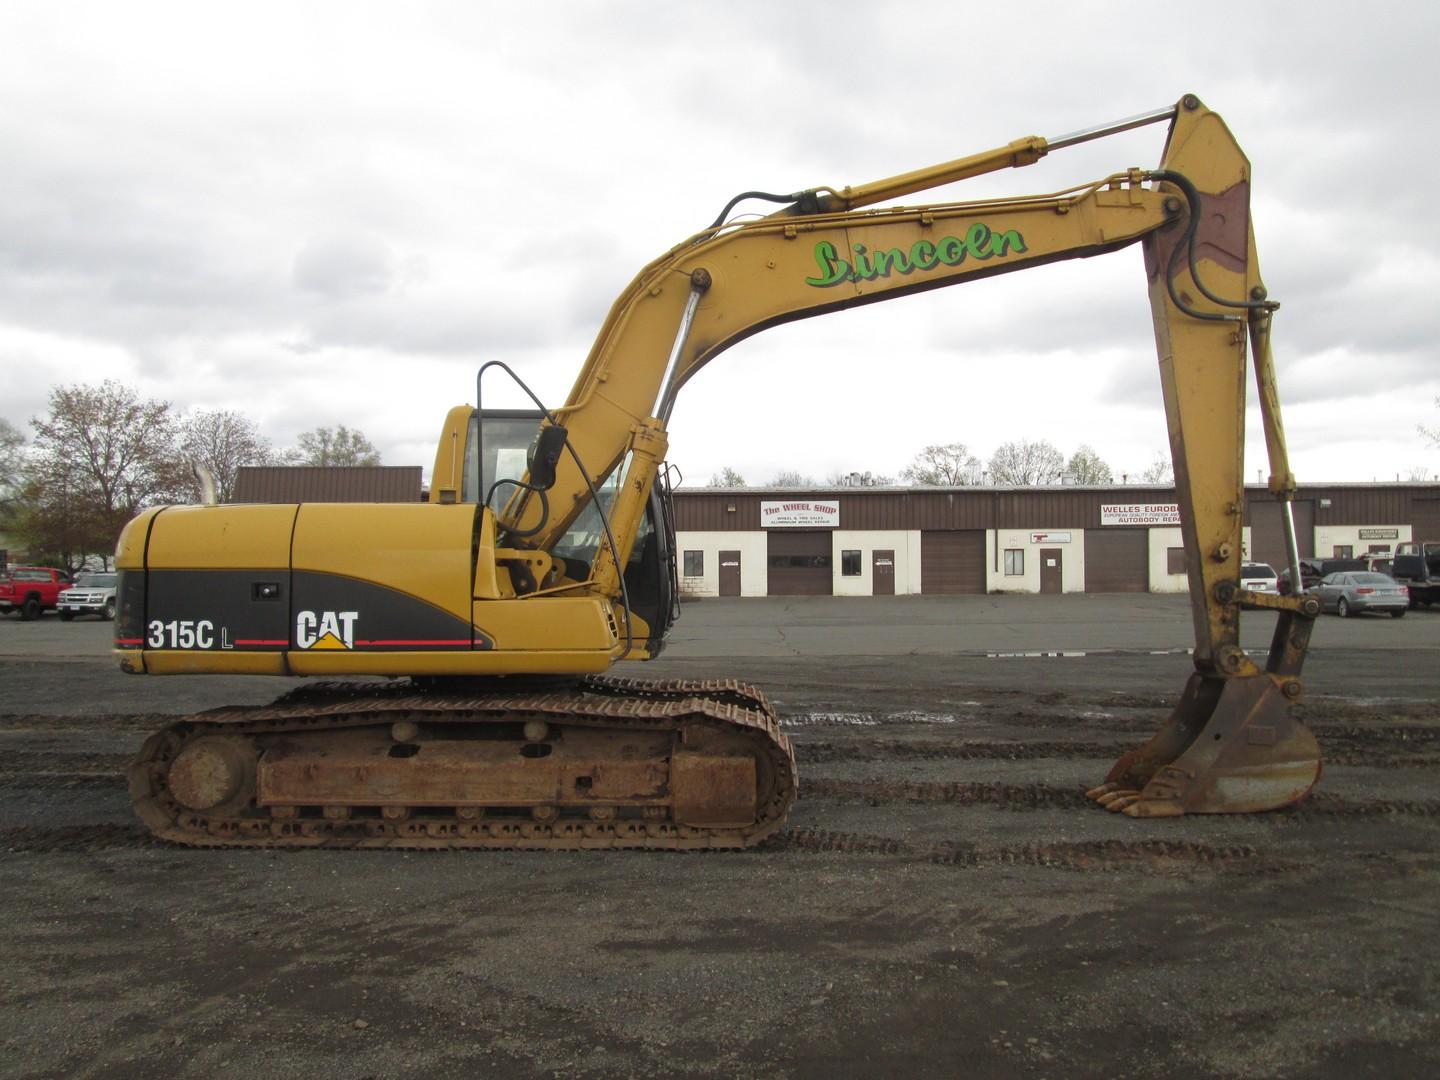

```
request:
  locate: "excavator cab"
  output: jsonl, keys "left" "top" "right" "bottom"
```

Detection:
{"left": 461, "top": 407, "right": 545, "bottom": 508}
{"left": 463, "top": 406, "right": 678, "bottom": 656}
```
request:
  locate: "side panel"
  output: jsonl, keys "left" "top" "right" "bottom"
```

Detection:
{"left": 119, "top": 505, "right": 298, "bottom": 674}
{"left": 147, "top": 569, "right": 290, "bottom": 650}
{"left": 290, "top": 571, "right": 479, "bottom": 652}
{"left": 291, "top": 504, "right": 478, "bottom": 626}
{"left": 146, "top": 504, "right": 298, "bottom": 569}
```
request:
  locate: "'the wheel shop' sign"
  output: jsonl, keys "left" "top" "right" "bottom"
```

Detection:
{"left": 761, "top": 500, "right": 839, "bottom": 528}
{"left": 1100, "top": 503, "right": 1181, "bottom": 526}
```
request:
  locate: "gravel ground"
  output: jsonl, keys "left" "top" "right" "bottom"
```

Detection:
{"left": 1, "top": 597, "right": 1437, "bottom": 1079}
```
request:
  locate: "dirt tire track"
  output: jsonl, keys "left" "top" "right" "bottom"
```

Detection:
{"left": 802, "top": 777, "right": 1090, "bottom": 810}
{"left": 796, "top": 737, "right": 1132, "bottom": 763}
{"left": 777, "top": 827, "right": 1282, "bottom": 873}
{"left": 0, "top": 823, "right": 157, "bottom": 853}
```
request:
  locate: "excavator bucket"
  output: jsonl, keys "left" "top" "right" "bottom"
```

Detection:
{"left": 1088, "top": 671, "right": 1321, "bottom": 816}
{"left": 1089, "top": 602, "right": 1322, "bottom": 816}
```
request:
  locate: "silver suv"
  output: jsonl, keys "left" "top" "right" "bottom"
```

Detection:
{"left": 57, "top": 572, "right": 118, "bottom": 621}
{"left": 1241, "top": 562, "right": 1278, "bottom": 594}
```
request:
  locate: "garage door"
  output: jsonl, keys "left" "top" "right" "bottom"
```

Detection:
{"left": 921, "top": 531, "right": 985, "bottom": 594}
{"left": 1248, "top": 499, "right": 1314, "bottom": 568}
{"left": 1085, "top": 528, "right": 1149, "bottom": 592}
{"left": 767, "top": 531, "right": 833, "bottom": 595}
{"left": 1413, "top": 497, "right": 1440, "bottom": 542}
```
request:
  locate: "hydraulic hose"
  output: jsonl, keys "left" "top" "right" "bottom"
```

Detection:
{"left": 1146, "top": 169, "right": 1273, "bottom": 323}
{"left": 708, "top": 189, "right": 815, "bottom": 230}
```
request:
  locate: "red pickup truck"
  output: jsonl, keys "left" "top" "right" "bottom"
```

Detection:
{"left": 0, "top": 566, "right": 72, "bottom": 620}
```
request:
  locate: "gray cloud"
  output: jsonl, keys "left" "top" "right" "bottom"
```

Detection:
{"left": 292, "top": 234, "right": 397, "bottom": 299}
{"left": 0, "top": 2, "right": 1436, "bottom": 485}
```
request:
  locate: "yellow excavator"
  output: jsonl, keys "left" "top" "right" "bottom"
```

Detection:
{"left": 119, "top": 93, "right": 1323, "bottom": 849}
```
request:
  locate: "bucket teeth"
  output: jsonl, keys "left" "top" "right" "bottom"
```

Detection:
{"left": 1095, "top": 788, "right": 1136, "bottom": 809}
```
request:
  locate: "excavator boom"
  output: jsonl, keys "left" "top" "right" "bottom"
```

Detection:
{"left": 118, "top": 94, "right": 1320, "bottom": 847}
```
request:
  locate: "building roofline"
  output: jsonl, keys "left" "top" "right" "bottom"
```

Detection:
{"left": 677, "top": 481, "right": 1440, "bottom": 494}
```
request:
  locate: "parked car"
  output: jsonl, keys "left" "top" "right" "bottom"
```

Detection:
{"left": 1396, "top": 541, "right": 1440, "bottom": 558}
{"left": 1389, "top": 553, "right": 1440, "bottom": 608}
{"left": 0, "top": 566, "right": 72, "bottom": 620}
{"left": 56, "top": 572, "right": 118, "bottom": 621}
{"left": 1240, "top": 562, "right": 1278, "bottom": 593}
{"left": 1315, "top": 571, "right": 1409, "bottom": 618}
{"left": 1360, "top": 554, "right": 1394, "bottom": 577}
{"left": 1278, "top": 558, "right": 1367, "bottom": 594}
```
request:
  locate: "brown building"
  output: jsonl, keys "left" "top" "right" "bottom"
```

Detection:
{"left": 672, "top": 483, "right": 1440, "bottom": 597}
{"left": 224, "top": 468, "right": 1439, "bottom": 597}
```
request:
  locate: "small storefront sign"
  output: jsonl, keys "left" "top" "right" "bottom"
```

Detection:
{"left": 1358, "top": 528, "right": 1399, "bottom": 540}
{"left": 1029, "top": 531, "right": 1071, "bottom": 544}
{"left": 760, "top": 500, "right": 839, "bottom": 528}
{"left": 1101, "top": 503, "right": 1180, "bottom": 526}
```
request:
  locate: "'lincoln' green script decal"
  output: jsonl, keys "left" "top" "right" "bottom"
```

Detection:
{"left": 804, "top": 222, "right": 1027, "bottom": 288}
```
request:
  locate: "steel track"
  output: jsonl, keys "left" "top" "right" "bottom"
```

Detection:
{"left": 126, "top": 675, "right": 797, "bottom": 851}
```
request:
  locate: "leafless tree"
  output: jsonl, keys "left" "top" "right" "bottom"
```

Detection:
{"left": 21, "top": 381, "right": 182, "bottom": 567}
{"left": 1137, "top": 452, "right": 1174, "bottom": 485}
{"left": 766, "top": 470, "right": 816, "bottom": 487}
{"left": 901, "top": 443, "right": 980, "bottom": 486}
{"left": 987, "top": 439, "right": 1065, "bottom": 486}
{"left": 179, "top": 409, "right": 276, "bottom": 503}
{"left": 1065, "top": 444, "right": 1114, "bottom": 485}
{"left": 1419, "top": 397, "right": 1440, "bottom": 450}
{"left": 708, "top": 466, "right": 746, "bottom": 487}
{"left": 287, "top": 425, "right": 381, "bottom": 467}
{"left": 0, "top": 417, "right": 24, "bottom": 510}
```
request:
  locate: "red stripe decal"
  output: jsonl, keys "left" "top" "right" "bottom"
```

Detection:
{"left": 115, "top": 638, "right": 143, "bottom": 646}
{"left": 236, "top": 639, "right": 288, "bottom": 645}
{"left": 354, "top": 640, "right": 473, "bottom": 646}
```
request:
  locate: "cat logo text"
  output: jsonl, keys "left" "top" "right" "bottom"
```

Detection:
{"left": 296, "top": 610, "right": 359, "bottom": 650}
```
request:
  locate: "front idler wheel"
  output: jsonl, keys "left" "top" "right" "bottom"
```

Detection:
{"left": 166, "top": 735, "right": 258, "bottom": 817}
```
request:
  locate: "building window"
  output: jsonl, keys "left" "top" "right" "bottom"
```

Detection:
{"left": 841, "top": 550, "right": 862, "bottom": 576}
{"left": 1167, "top": 547, "right": 1186, "bottom": 575}
{"left": 683, "top": 550, "right": 704, "bottom": 577}
{"left": 1004, "top": 549, "right": 1024, "bottom": 576}
{"left": 1333, "top": 545, "right": 1353, "bottom": 559}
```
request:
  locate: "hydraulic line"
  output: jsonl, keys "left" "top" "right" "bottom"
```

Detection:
{"left": 1146, "top": 169, "right": 1275, "bottom": 323}
{"left": 475, "top": 360, "right": 635, "bottom": 658}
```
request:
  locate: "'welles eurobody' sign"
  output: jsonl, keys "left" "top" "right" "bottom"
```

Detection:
{"left": 761, "top": 501, "right": 839, "bottom": 528}
{"left": 1100, "top": 503, "right": 1181, "bottom": 526}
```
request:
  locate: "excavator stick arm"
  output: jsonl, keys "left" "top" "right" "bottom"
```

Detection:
{"left": 1088, "top": 97, "right": 1320, "bottom": 816}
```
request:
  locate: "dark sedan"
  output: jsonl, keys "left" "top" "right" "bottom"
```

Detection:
{"left": 1316, "top": 571, "right": 1409, "bottom": 618}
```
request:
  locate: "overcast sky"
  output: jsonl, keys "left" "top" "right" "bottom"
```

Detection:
{"left": 2, "top": 2, "right": 1437, "bottom": 488}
